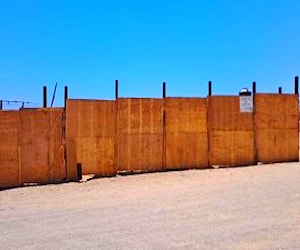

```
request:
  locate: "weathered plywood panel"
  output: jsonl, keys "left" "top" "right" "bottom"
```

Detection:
{"left": 165, "top": 98, "right": 208, "bottom": 169}
{"left": 255, "top": 94, "right": 299, "bottom": 163}
{"left": 0, "top": 112, "right": 20, "bottom": 188}
{"left": 48, "top": 109, "right": 66, "bottom": 181}
{"left": 256, "top": 129, "right": 298, "bottom": 163}
{"left": 209, "top": 131, "right": 255, "bottom": 166}
{"left": 117, "top": 98, "right": 163, "bottom": 172}
{"left": 20, "top": 109, "right": 65, "bottom": 184}
{"left": 20, "top": 110, "right": 50, "bottom": 183}
{"left": 208, "top": 96, "right": 254, "bottom": 131}
{"left": 66, "top": 100, "right": 116, "bottom": 177}
{"left": 166, "top": 132, "right": 208, "bottom": 169}
{"left": 255, "top": 94, "right": 298, "bottom": 129}
{"left": 208, "top": 96, "right": 255, "bottom": 167}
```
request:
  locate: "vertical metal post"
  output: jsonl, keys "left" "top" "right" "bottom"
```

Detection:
{"left": 208, "top": 81, "right": 212, "bottom": 96}
{"left": 163, "top": 82, "right": 166, "bottom": 98}
{"left": 252, "top": 81, "right": 257, "bottom": 165}
{"left": 162, "top": 82, "right": 166, "bottom": 170}
{"left": 278, "top": 87, "right": 282, "bottom": 94}
{"left": 115, "top": 80, "right": 119, "bottom": 99}
{"left": 295, "top": 76, "right": 299, "bottom": 95}
{"left": 0, "top": 100, "right": 2, "bottom": 110}
{"left": 114, "top": 80, "right": 119, "bottom": 175}
{"left": 43, "top": 86, "right": 47, "bottom": 108}
{"left": 77, "top": 163, "right": 82, "bottom": 181}
{"left": 64, "top": 86, "right": 68, "bottom": 109}
{"left": 252, "top": 81, "right": 256, "bottom": 95}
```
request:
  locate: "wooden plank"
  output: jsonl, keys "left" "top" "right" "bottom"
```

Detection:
{"left": 209, "top": 131, "right": 255, "bottom": 166}
{"left": 165, "top": 98, "right": 208, "bottom": 169}
{"left": 66, "top": 100, "right": 116, "bottom": 177}
{"left": 117, "top": 98, "right": 163, "bottom": 172}
{"left": 0, "top": 111, "right": 21, "bottom": 188}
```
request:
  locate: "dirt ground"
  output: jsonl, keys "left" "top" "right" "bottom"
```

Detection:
{"left": 1, "top": 162, "right": 300, "bottom": 250}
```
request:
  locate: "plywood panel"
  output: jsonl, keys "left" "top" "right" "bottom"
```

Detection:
{"left": 0, "top": 112, "right": 20, "bottom": 188}
{"left": 255, "top": 94, "right": 299, "bottom": 163}
{"left": 166, "top": 132, "right": 208, "bottom": 169}
{"left": 209, "top": 131, "right": 255, "bottom": 166}
{"left": 20, "top": 110, "right": 50, "bottom": 183}
{"left": 256, "top": 129, "right": 298, "bottom": 163}
{"left": 208, "top": 96, "right": 255, "bottom": 167}
{"left": 165, "top": 98, "right": 208, "bottom": 169}
{"left": 118, "top": 134, "right": 163, "bottom": 172}
{"left": 208, "top": 96, "right": 254, "bottom": 131}
{"left": 117, "top": 98, "right": 163, "bottom": 172}
{"left": 48, "top": 109, "right": 66, "bottom": 181}
{"left": 20, "top": 109, "right": 65, "bottom": 184}
{"left": 66, "top": 100, "right": 116, "bottom": 176}
{"left": 255, "top": 94, "right": 298, "bottom": 129}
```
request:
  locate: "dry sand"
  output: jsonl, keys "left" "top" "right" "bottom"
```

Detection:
{"left": 1, "top": 162, "right": 300, "bottom": 250}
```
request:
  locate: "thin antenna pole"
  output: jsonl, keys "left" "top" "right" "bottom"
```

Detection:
{"left": 50, "top": 82, "right": 58, "bottom": 108}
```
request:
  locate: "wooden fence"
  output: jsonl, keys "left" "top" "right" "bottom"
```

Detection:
{"left": 255, "top": 94, "right": 299, "bottom": 163}
{"left": 0, "top": 93, "right": 299, "bottom": 188}
{"left": 165, "top": 98, "right": 208, "bottom": 170}
{"left": 0, "top": 109, "right": 65, "bottom": 189}
{"left": 208, "top": 96, "right": 255, "bottom": 167}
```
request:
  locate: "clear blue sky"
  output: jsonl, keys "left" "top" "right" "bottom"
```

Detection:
{"left": 0, "top": 0, "right": 299, "bottom": 108}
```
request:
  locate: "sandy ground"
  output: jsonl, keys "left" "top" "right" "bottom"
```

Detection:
{"left": 1, "top": 163, "right": 300, "bottom": 250}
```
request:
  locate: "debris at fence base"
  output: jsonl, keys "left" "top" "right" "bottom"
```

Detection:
{"left": 79, "top": 174, "right": 96, "bottom": 183}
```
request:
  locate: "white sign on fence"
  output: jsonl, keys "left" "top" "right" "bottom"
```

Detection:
{"left": 240, "top": 95, "right": 253, "bottom": 112}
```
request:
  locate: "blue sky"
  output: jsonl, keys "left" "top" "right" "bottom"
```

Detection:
{"left": 0, "top": 0, "right": 299, "bottom": 108}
